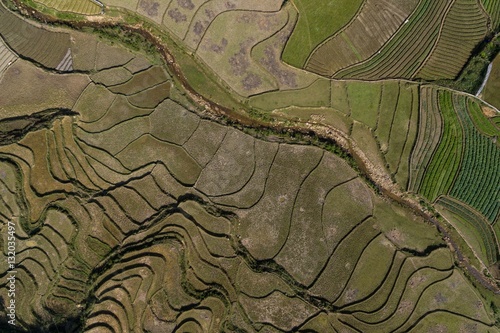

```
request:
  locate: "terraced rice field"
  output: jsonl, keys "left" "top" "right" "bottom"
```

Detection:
{"left": 437, "top": 196, "right": 498, "bottom": 266}
{"left": 0, "top": 1, "right": 499, "bottom": 332}
{"left": 409, "top": 87, "right": 500, "bottom": 265}
{"left": 418, "top": 90, "right": 463, "bottom": 202}
{"left": 0, "top": 36, "right": 17, "bottom": 75}
{"left": 97, "top": 0, "right": 316, "bottom": 97}
{"left": 482, "top": 0, "right": 500, "bottom": 29}
{"left": 34, "top": 0, "right": 102, "bottom": 15}
{"left": 2, "top": 80, "right": 496, "bottom": 331}
{"left": 250, "top": 79, "right": 420, "bottom": 188}
{"left": 0, "top": 10, "right": 498, "bottom": 332}
{"left": 332, "top": 0, "right": 488, "bottom": 81}
{"left": 332, "top": 0, "right": 450, "bottom": 79}
{"left": 0, "top": 59, "right": 89, "bottom": 117}
{"left": 415, "top": 89, "right": 500, "bottom": 222}
{"left": 305, "top": 0, "right": 419, "bottom": 76}
{"left": 0, "top": 3, "right": 72, "bottom": 70}
{"left": 484, "top": 53, "right": 500, "bottom": 109}
{"left": 409, "top": 86, "right": 443, "bottom": 192}
{"left": 416, "top": 0, "right": 489, "bottom": 80}
{"left": 449, "top": 95, "right": 500, "bottom": 222}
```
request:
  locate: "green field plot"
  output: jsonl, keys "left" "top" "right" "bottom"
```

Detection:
{"left": 333, "top": 0, "right": 450, "bottom": 80}
{"left": 282, "top": 0, "right": 364, "bottom": 68}
{"left": 373, "top": 81, "right": 399, "bottom": 150}
{"left": 34, "top": 0, "right": 102, "bottom": 15}
{"left": 484, "top": 54, "right": 500, "bottom": 110}
{"left": 384, "top": 83, "right": 418, "bottom": 178}
{"left": 331, "top": 80, "right": 420, "bottom": 187}
{"left": 493, "top": 115, "right": 500, "bottom": 130}
{"left": 437, "top": 196, "right": 498, "bottom": 266}
{"left": 0, "top": 4, "right": 71, "bottom": 69}
{"left": 418, "top": 90, "right": 463, "bottom": 202}
{"left": 369, "top": 81, "right": 419, "bottom": 185}
{"left": 306, "top": 0, "right": 419, "bottom": 76}
{"left": 449, "top": 95, "right": 500, "bottom": 222}
{"left": 482, "top": 0, "right": 500, "bottom": 30}
{"left": 183, "top": 0, "right": 283, "bottom": 50}
{"left": 417, "top": 0, "right": 488, "bottom": 80}
{"left": 414, "top": 90, "right": 500, "bottom": 221}
{"left": 351, "top": 121, "right": 389, "bottom": 172}
{"left": 330, "top": 80, "right": 351, "bottom": 114}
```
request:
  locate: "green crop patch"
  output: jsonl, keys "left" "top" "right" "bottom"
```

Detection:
{"left": 482, "top": 0, "right": 500, "bottom": 30}
{"left": 437, "top": 196, "right": 498, "bottom": 266}
{"left": 282, "top": 0, "right": 364, "bottom": 68}
{"left": 333, "top": 0, "right": 449, "bottom": 79}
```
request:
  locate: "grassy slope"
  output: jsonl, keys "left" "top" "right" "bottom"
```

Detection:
{"left": 484, "top": 54, "right": 500, "bottom": 109}
{"left": 282, "top": 0, "right": 363, "bottom": 68}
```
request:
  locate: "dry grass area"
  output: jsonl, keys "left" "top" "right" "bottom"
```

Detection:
{"left": 0, "top": 59, "right": 89, "bottom": 117}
